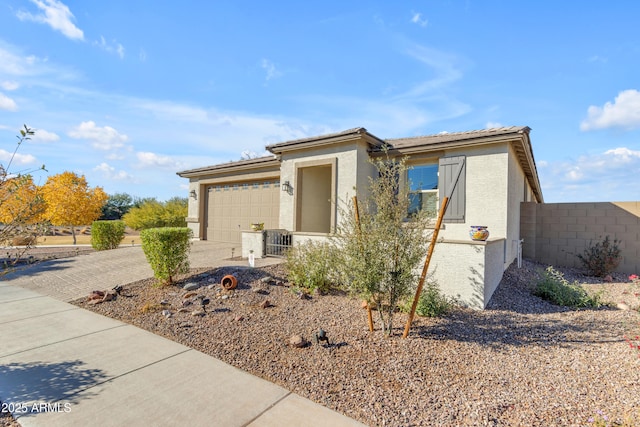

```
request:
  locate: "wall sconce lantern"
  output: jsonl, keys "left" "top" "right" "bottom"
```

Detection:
{"left": 189, "top": 190, "right": 197, "bottom": 199}
{"left": 281, "top": 181, "right": 292, "bottom": 194}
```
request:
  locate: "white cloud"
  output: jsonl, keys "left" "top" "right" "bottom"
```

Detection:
{"left": 486, "top": 122, "right": 503, "bottom": 129}
{"left": 397, "top": 44, "right": 464, "bottom": 99}
{"left": 0, "top": 149, "right": 36, "bottom": 166}
{"left": 16, "top": 0, "right": 84, "bottom": 41}
{"left": 95, "top": 36, "right": 125, "bottom": 59}
{"left": 1, "top": 81, "right": 19, "bottom": 91}
{"left": 30, "top": 128, "right": 59, "bottom": 142}
{"left": 93, "top": 162, "right": 131, "bottom": 180}
{"left": 261, "top": 59, "right": 282, "bottom": 81}
{"left": 411, "top": 12, "right": 428, "bottom": 27}
{"left": 136, "top": 152, "right": 183, "bottom": 170}
{"left": 68, "top": 121, "right": 128, "bottom": 150}
{"left": 588, "top": 55, "right": 607, "bottom": 63}
{"left": 0, "top": 93, "right": 18, "bottom": 111}
{"left": 0, "top": 44, "right": 56, "bottom": 78}
{"left": 539, "top": 147, "right": 640, "bottom": 201}
{"left": 580, "top": 89, "right": 640, "bottom": 131}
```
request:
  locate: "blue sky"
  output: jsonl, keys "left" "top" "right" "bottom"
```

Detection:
{"left": 0, "top": 1, "right": 639, "bottom": 202}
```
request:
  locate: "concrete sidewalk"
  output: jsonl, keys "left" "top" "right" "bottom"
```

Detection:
{"left": 0, "top": 242, "right": 366, "bottom": 427}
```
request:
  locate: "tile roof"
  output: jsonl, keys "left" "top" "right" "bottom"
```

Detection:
{"left": 384, "top": 126, "right": 531, "bottom": 150}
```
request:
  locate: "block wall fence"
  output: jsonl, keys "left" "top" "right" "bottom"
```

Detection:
{"left": 520, "top": 202, "right": 640, "bottom": 274}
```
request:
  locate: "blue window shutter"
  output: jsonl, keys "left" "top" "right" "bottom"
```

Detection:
{"left": 439, "top": 156, "right": 466, "bottom": 223}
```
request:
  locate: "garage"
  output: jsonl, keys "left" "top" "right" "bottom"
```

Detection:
{"left": 204, "top": 179, "right": 280, "bottom": 244}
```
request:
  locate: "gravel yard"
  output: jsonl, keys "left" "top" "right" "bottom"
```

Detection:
{"left": 72, "top": 259, "right": 640, "bottom": 427}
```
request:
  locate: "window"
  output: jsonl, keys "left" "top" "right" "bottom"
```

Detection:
{"left": 233, "top": 184, "right": 239, "bottom": 191}
{"left": 242, "top": 183, "right": 249, "bottom": 190}
{"left": 223, "top": 185, "right": 229, "bottom": 191}
{"left": 408, "top": 164, "right": 438, "bottom": 217}
{"left": 253, "top": 183, "right": 259, "bottom": 189}
{"left": 263, "top": 182, "right": 270, "bottom": 188}
{"left": 215, "top": 186, "right": 221, "bottom": 192}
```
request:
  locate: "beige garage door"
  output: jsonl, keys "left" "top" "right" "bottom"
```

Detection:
{"left": 204, "top": 180, "right": 280, "bottom": 244}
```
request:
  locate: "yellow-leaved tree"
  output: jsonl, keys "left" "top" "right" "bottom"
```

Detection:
{"left": 0, "top": 174, "right": 46, "bottom": 243}
{"left": 41, "top": 172, "right": 108, "bottom": 245}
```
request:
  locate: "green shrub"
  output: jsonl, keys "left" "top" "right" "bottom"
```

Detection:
{"left": 140, "top": 227, "right": 192, "bottom": 285}
{"left": 533, "top": 266, "right": 604, "bottom": 308}
{"left": 576, "top": 235, "right": 622, "bottom": 277}
{"left": 90, "top": 220, "right": 126, "bottom": 250}
{"left": 415, "top": 281, "right": 455, "bottom": 317}
{"left": 123, "top": 197, "right": 187, "bottom": 230}
{"left": 285, "top": 240, "right": 338, "bottom": 293}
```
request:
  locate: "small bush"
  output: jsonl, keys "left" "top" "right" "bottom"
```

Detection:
{"left": 140, "top": 227, "right": 192, "bottom": 285}
{"left": 91, "top": 220, "right": 126, "bottom": 250}
{"left": 533, "top": 266, "right": 604, "bottom": 308}
{"left": 577, "top": 235, "right": 622, "bottom": 277}
{"left": 400, "top": 280, "right": 454, "bottom": 317}
{"left": 415, "top": 281, "right": 455, "bottom": 317}
{"left": 285, "top": 240, "right": 338, "bottom": 293}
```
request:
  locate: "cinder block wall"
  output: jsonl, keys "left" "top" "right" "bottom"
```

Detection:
{"left": 521, "top": 202, "right": 640, "bottom": 274}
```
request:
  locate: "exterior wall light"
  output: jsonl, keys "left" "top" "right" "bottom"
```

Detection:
{"left": 281, "top": 181, "right": 292, "bottom": 193}
{"left": 189, "top": 190, "right": 197, "bottom": 199}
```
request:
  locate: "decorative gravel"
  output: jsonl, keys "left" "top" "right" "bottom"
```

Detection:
{"left": 73, "top": 260, "right": 640, "bottom": 426}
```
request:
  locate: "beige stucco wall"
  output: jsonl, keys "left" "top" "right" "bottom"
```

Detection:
{"left": 438, "top": 144, "right": 510, "bottom": 241}
{"left": 428, "top": 238, "right": 506, "bottom": 309}
{"left": 521, "top": 201, "right": 640, "bottom": 274}
{"left": 186, "top": 178, "right": 201, "bottom": 239}
{"left": 279, "top": 139, "right": 374, "bottom": 233}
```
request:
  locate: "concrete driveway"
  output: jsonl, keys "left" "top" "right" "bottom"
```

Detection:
{"left": 1, "top": 241, "right": 280, "bottom": 302}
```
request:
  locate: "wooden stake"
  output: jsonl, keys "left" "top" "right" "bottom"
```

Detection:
{"left": 353, "top": 196, "right": 374, "bottom": 332}
{"left": 402, "top": 196, "right": 450, "bottom": 338}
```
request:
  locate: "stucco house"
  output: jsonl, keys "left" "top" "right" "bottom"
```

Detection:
{"left": 177, "top": 126, "right": 543, "bottom": 309}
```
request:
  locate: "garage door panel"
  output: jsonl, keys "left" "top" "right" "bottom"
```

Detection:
{"left": 204, "top": 179, "right": 279, "bottom": 244}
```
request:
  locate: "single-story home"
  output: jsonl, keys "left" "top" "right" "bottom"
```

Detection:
{"left": 177, "top": 126, "right": 543, "bottom": 309}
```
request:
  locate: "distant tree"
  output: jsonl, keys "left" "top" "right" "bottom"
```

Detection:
{"left": 123, "top": 197, "right": 187, "bottom": 230}
{"left": 0, "top": 125, "right": 47, "bottom": 267}
{"left": 132, "top": 196, "right": 158, "bottom": 209}
{"left": 101, "top": 192, "right": 134, "bottom": 220}
{"left": 41, "top": 172, "right": 108, "bottom": 244}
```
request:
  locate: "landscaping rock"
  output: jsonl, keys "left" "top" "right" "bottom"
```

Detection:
{"left": 177, "top": 308, "right": 190, "bottom": 313}
{"left": 259, "top": 299, "right": 271, "bottom": 309}
{"left": 260, "top": 276, "right": 275, "bottom": 285}
{"left": 288, "top": 334, "right": 308, "bottom": 348}
{"left": 162, "top": 309, "right": 172, "bottom": 318}
{"left": 102, "top": 290, "right": 117, "bottom": 302}
{"left": 160, "top": 299, "right": 170, "bottom": 305}
{"left": 191, "top": 309, "right": 205, "bottom": 317}
{"left": 617, "top": 302, "right": 630, "bottom": 310}
{"left": 183, "top": 291, "right": 198, "bottom": 299}
{"left": 87, "top": 290, "right": 105, "bottom": 301}
{"left": 183, "top": 282, "right": 200, "bottom": 291}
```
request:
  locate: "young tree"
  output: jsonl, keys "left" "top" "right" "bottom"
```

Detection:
{"left": 41, "top": 172, "right": 108, "bottom": 244}
{"left": 335, "top": 154, "right": 432, "bottom": 336}
{"left": 0, "top": 125, "right": 47, "bottom": 268}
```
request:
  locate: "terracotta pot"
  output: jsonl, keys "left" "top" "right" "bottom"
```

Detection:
{"left": 469, "top": 226, "right": 490, "bottom": 241}
{"left": 221, "top": 274, "right": 238, "bottom": 290}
